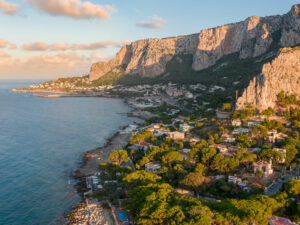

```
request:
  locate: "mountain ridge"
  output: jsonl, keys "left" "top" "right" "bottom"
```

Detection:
{"left": 89, "top": 4, "right": 300, "bottom": 82}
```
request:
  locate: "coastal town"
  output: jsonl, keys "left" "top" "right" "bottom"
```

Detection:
{"left": 3, "top": 1, "right": 300, "bottom": 225}
{"left": 15, "top": 78, "right": 300, "bottom": 225}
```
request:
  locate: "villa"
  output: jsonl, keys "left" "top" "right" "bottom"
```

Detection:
{"left": 268, "top": 217, "right": 296, "bottom": 225}
{"left": 246, "top": 120, "right": 262, "bottom": 127}
{"left": 145, "top": 162, "right": 161, "bottom": 174}
{"left": 268, "top": 130, "right": 287, "bottom": 143}
{"left": 168, "top": 131, "right": 185, "bottom": 141}
{"left": 129, "top": 142, "right": 153, "bottom": 154}
{"left": 253, "top": 161, "right": 273, "bottom": 178}
{"left": 222, "top": 134, "right": 236, "bottom": 143}
{"left": 231, "top": 119, "right": 242, "bottom": 127}
{"left": 210, "top": 144, "right": 228, "bottom": 153}
{"left": 178, "top": 149, "right": 191, "bottom": 160}
{"left": 216, "top": 109, "right": 231, "bottom": 119}
{"left": 179, "top": 124, "right": 192, "bottom": 132}
{"left": 86, "top": 175, "right": 103, "bottom": 192}
{"left": 232, "top": 128, "right": 251, "bottom": 135}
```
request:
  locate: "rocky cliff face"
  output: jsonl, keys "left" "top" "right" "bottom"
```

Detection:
{"left": 89, "top": 4, "right": 300, "bottom": 81}
{"left": 236, "top": 47, "right": 300, "bottom": 110}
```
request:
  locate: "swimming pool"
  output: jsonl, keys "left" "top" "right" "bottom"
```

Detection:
{"left": 116, "top": 211, "right": 129, "bottom": 221}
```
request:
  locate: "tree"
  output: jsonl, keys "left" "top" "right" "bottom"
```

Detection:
{"left": 210, "top": 154, "right": 226, "bottom": 172}
{"left": 126, "top": 183, "right": 186, "bottom": 225}
{"left": 285, "top": 179, "right": 300, "bottom": 197}
{"left": 292, "top": 120, "right": 300, "bottom": 128}
{"left": 222, "top": 103, "right": 232, "bottom": 111}
{"left": 176, "top": 142, "right": 184, "bottom": 149}
{"left": 236, "top": 134, "right": 257, "bottom": 148}
{"left": 194, "top": 163, "right": 207, "bottom": 175}
{"left": 109, "top": 150, "right": 129, "bottom": 165}
{"left": 261, "top": 107, "right": 274, "bottom": 116}
{"left": 240, "top": 153, "right": 257, "bottom": 169}
{"left": 258, "top": 148, "right": 283, "bottom": 163}
{"left": 284, "top": 144, "right": 298, "bottom": 166}
{"left": 194, "top": 139, "right": 208, "bottom": 149}
{"left": 129, "top": 134, "right": 145, "bottom": 145}
{"left": 199, "top": 148, "right": 217, "bottom": 166}
{"left": 123, "top": 170, "right": 161, "bottom": 187}
{"left": 253, "top": 125, "right": 268, "bottom": 145}
{"left": 179, "top": 172, "right": 210, "bottom": 194}
{"left": 162, "top": 151, "right": 183, "bottom": 167}
{"left": 195, "top": 122, "right": 204, "bottom": 128}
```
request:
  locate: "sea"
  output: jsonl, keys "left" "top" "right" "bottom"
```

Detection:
{"left": 0, "top": 80, "right": 139, "bottom": 225}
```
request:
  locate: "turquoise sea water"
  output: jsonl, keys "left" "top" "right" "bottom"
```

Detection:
{"left": 0, "top": 80, "right": 139, "bottom": 225}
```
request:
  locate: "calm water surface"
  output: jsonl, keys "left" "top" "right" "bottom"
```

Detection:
{"left": 0, "top": 80, "right": 139, "bottom": 225}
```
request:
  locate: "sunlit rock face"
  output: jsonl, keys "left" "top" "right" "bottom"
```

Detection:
{"left": 236, "top": 47, "right": 300, "bottom": 110}
{"left": 89, "top": 4, "right": 300, "bottom": 81}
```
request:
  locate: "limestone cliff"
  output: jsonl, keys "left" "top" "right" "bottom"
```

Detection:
{"left": 236, "top": 47, "right": 300, "bottom": 110}
{"left": 89, "top": 4, "right": 300, "bottom": 81}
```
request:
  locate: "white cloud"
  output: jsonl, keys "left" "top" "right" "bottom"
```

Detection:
{"left": 0, "top": 39, "right": 8, "bottom": 48}
{"left": 0, "top": 38, "right": 17, "bottom": 49}
{"left": 26, "top": 0, "right": 117, "bottom": 19}
{"left": 50, "top": 43, "right": 69, "bottom": 51}
{"left": 23, "top": 42, "right": 49, "bottom": 51}
{"left": 0, "top": 52, "right": 92, "bottom": 77}
{"left": 22, "top": 41, "right": 123, "bottom": 51}
{"left": 71, "top": 40, "right": 120, "bottom": 50}
{"left": 0, "top": 0, "right": 19, "bottom": 15}
{"left": 0, "top": 51, "right": 10, "bottom": 57}
{"left": 90, "top": 52, "right": 112, "bottom": 61}
{"left": 136, "top": 15, "right": 166, "bottom": 29}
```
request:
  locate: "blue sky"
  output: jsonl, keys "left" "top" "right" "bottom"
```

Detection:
{"left": 0, "top": 0, "right": 299, "bottom": 79}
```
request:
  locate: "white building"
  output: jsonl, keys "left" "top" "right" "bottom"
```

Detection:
{"left": 232, "top": 128, "right": 251, "bottom": 135}
{"left": 145, "top": 162, "right": 161, "bottom": 174}
{"left": 246, "top": 120, "right": 262, "bottom": 127}
{"left": 231, "top": 119, "right": 242, "bottom": 127}
{"left": 179, "top": 124, "right": 192, "bottom": 132}
{"left": 178, "top": 149, "right": 191, "bottom": 160}
{"left": 253, "top": 161, "right": 273, "bottom": 178}
{"left": 168, "top": 131, "right": 185, "bottom": 141}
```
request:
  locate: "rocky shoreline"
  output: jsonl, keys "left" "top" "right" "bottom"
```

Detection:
{"left": 63, "top": 105, "right": 148, "bottom": 225}
{"left": 65, "top": 130, "right": 132, "bottom": 224}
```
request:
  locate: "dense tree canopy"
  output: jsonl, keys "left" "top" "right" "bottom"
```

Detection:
{"left": 109, "top": 150, "right": 129, "bottom": 165}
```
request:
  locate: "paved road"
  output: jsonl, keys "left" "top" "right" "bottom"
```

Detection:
{"left": 264, "top": 173, "right": 292, "bottom": 196}
{"left": 264, "top": 165, "right": 300, "bottom": 196}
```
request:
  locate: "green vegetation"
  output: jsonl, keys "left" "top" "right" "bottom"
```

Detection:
{"left": 109, "top": 150, "right": 129, "bottom": 165}
{"left": 274, "top": 179, "right": 300, "bottom": 222}
{"left": 92, "top": 65, "right": 126, "bottom": 86}
{"left": 261, "top": 107, "right": 275, "bottom": 116}
{"left": 122, "top": 169, "right": 295, "bottom": 225}
{"left": 222, "top": 103, "right": 232, "bottom": 111}
{"left": 232, "top": 107, "right": 258, "bottom": 119}
{"left": 277, "top": 91, "right": 300, "bottom": 107}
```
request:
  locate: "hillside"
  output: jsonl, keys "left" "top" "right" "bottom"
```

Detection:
{"left": 90, "top": 4, "right": 300, "bottom": 89}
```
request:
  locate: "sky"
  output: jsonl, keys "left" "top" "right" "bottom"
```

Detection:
{"left": 0, "top": 0, "right": 299, "bottom": 79}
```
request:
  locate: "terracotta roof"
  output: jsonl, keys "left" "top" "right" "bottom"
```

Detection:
{"left": 269, "top": 217, "right": 295, "bottom": 225}
{"left": 139, "top": 142, "right": 153, "bottom": 146}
